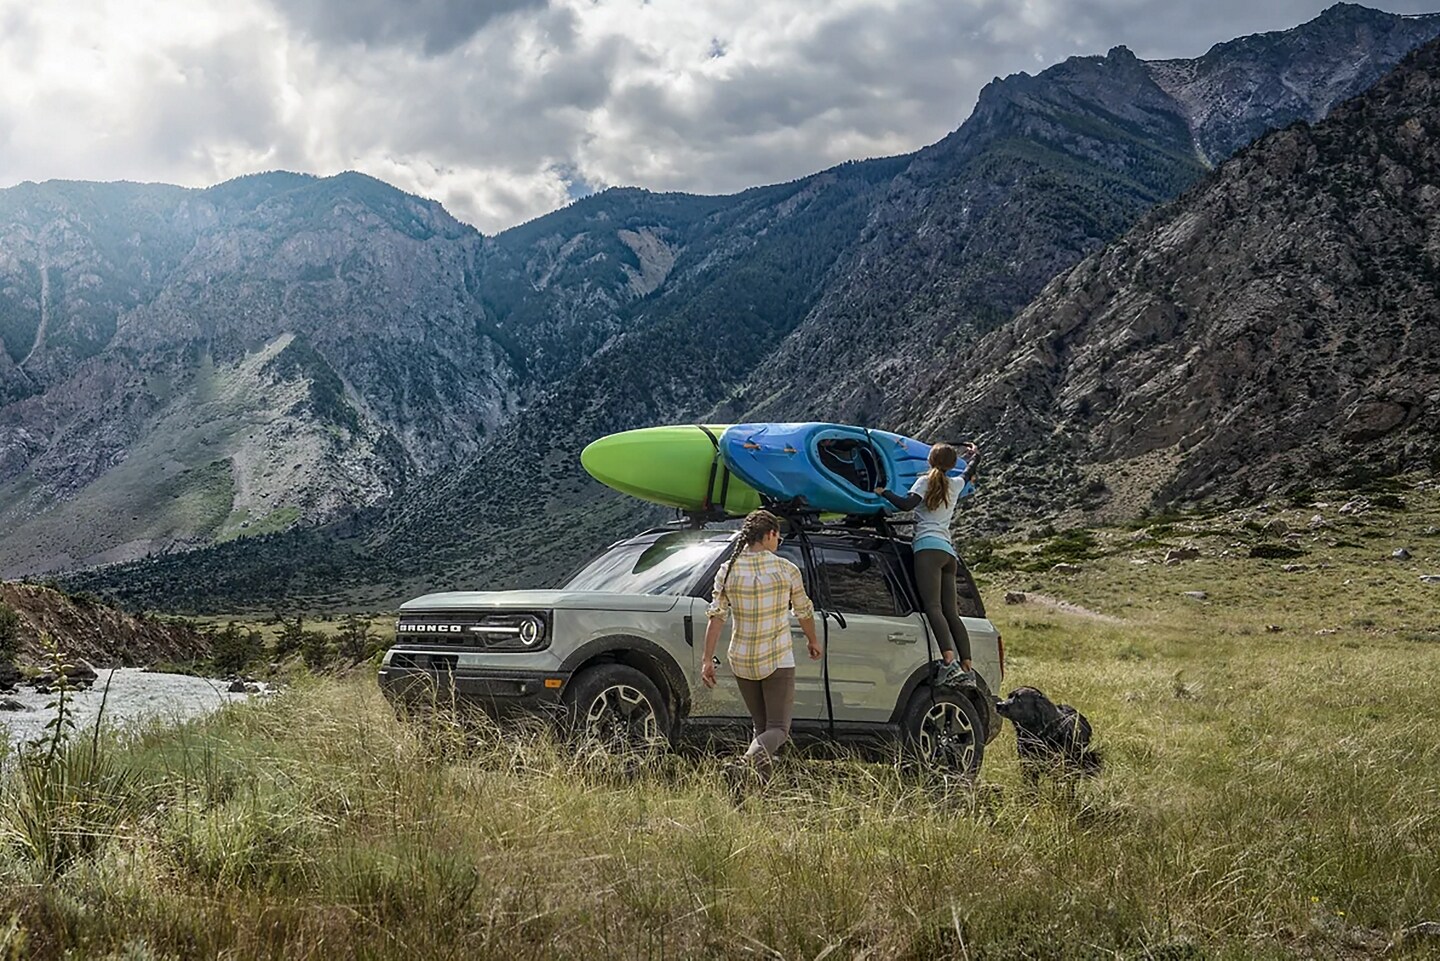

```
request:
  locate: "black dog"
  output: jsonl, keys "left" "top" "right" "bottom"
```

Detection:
{"left": 994, "top": 686, "right": 1102, "bottom": 782}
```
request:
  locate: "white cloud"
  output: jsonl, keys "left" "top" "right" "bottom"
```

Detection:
{"left": 0, "top": 0, "right": 1433, "bottom": 233}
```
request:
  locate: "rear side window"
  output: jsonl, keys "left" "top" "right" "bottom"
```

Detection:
{"left": 812, "top": 547, "right": 900, "bottom": 616}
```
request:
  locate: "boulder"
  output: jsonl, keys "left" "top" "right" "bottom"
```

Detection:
{"left": 29, "top": 658, "right": 100, "bottom": 690}
{"left": 0, "top": 696, "right": 28, "bottom": 711}
{"left": 1339, "top": 498, "right": 1371, "bottom": 515}
{"left": 1264, "top": 519, "right": 1289, "bottom": 536}
{"left": 1182, "top": 591, "right": 1208, "bottom": 601}
{"left": 1281, "top": 564, "right": 1308, "bottom": 573}
{"left": 1421, "top": 575, "right": 1440, "bottom": 584}
{"left": 1309, "top": 514, "right": 1327, "bottom": 529}
{"left": 1265, "top": 625, "right": 1284, "bottom": 633}
{"left": 1051, "top": 563, "right": 1082, "bottom": 574}
{"left": 226, "top": 679, "right": 248, "bottom": 693}
{"left": 1393, "top": 548, "right": 1413, "bottom": 560}
{"left": 1004, "top": 591, "right": 1027, "bottom": 605}
{"left": 0, "top": 660, "right": 21, "bottom": 692}
{"left": 70, "top": 659, "right": 99, "bottom": 688}
{"left": 1165, "top": 548, "right": 1201, "bottom": 563}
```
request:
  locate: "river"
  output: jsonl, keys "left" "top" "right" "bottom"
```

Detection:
{"left": 0, "top": 668, "right": 264, "bottom": 750}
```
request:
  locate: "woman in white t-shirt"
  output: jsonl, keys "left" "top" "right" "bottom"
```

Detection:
{"left": 876, "top": 442, "right": 979, "bottom": 687}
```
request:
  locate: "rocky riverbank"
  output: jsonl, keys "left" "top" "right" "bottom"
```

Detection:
{"left": 0, "top": 581, "right": 209, "bottom": 679}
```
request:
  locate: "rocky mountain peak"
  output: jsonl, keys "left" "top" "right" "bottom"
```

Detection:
{"left": 927, "top": 35, "right": 1440, "bottom": 523}
{"left": 1147, "top": 3, "right": 1440, "bottom": 162}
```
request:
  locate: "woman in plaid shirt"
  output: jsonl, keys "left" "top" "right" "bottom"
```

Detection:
{"left": 701, "top": 509, "right": 822, "bottom": 776}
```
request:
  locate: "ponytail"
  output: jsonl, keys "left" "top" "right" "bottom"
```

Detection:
{"left": 923, "top": 444, "right": 958, "bottom": 512}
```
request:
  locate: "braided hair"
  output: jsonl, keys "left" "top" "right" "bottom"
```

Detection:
{"left": 719, "top": 509, "right": 782, "bottom": 591}
{"left": 922, "top": 443, "right": 958, "bottom": 512}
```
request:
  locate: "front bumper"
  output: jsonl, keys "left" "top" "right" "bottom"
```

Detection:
{"left": 378, "top": 654, "right": 570, "bottom": 718}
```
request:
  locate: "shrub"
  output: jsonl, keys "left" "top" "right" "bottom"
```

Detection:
{"left": 1248, "top": 544, "right": 1306, "bottom": 560}
{"left": 211, "top": 622, "right": 263, "bottom": 675}
{"left": 301, "top": 630, "right": 332, "bottom": 671}
{"left": 336, "top": 615, "right": 373, "bottom": 662}
{"left": 274, "top": 617, "right": 305, "bottom": 659}
{"left": 0, "top": 603, "right": 20, "bottom": 662}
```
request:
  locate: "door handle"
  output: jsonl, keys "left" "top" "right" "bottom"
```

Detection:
{"left": 887, "top": 633, "right": 917, "bottom": 644}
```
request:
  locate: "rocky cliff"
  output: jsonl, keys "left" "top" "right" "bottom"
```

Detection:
{"left": 921, "top": 36, "right": 1440, "bottom": 525}
{"left": 731, "top": 4, "right": 1440, "bottom": 432}
{"left": 0, "top": 581, "right": 209, "bottom": 670}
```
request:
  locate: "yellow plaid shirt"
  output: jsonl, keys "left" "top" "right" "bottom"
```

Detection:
{"left": 707, "top": 550, "right": 816, "bottom": 680}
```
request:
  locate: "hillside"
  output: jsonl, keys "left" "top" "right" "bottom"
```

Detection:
{"left": 0, "top": 580, "right": 208, "bottom": 669}
{"left": 921, "top": 34, "right": 1440, "bottom": 526}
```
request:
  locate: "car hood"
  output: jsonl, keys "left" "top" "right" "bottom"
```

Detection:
{"left": 399, "top": 590, "right": 684, "bottom": 614}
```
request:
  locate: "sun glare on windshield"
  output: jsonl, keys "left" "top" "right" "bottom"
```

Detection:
{"left": 563, "top": 535, "right": 726, "bottom": 595}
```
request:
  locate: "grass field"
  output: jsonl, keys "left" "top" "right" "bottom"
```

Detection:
{"left": 1, "top": 482, "right": 1438, "bottom": 959}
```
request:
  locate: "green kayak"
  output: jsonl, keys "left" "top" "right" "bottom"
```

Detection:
{"left": 581, "top": 425, "right": 762, "bottom": 516}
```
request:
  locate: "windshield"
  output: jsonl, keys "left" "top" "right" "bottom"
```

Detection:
{"left": 563, "top": 530, "right": 730, "bottom": 596}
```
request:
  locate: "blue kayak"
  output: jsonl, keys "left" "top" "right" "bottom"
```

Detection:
{"left": 718, "top": 423, "right": 972, "bottom": 515}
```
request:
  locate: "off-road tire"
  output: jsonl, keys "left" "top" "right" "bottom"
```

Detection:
{"left": 562, "top": 663, "right": 672, "bottom": 753}
{"left": 901, "top": 685, "right": 986, "bottom": 777}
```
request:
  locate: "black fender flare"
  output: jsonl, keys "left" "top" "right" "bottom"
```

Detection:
{"left": 889, "top": 663, "right": 1001, "bottom": 744}
{"left": 558, "top": 635, "right": 692, "bottom": 720}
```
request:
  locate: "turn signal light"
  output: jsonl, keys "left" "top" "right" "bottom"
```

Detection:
{"left": 544, "top": 678, "right": 563, "bottom": 689}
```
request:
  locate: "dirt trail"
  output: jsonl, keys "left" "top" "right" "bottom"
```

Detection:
{"left": 18, "top": 263, "right": 49, "bottom": 369}
{"left": 1007, "top": 592, "right": 1125, "bottom": 623}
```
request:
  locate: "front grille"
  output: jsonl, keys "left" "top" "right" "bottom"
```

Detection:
{"left": 393, "top": 610, "right": 549, "bottom": 650}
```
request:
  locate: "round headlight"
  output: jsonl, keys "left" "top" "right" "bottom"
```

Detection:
{"left": 518, "top": 616, "right": 542, "bottom": 646}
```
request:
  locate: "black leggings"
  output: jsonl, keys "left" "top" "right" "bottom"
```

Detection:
{"left": 915, "top": 549, "right": 971, "bottom": 662}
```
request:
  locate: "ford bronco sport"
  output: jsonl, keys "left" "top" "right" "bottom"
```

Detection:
{"left": 378, "top": 520, "right": 1004, "bottom": 774}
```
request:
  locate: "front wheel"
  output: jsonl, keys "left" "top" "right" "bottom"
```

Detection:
{"left": 562, "top": 663, "right": 672, "bottom": 754}
{"left": 901, "top": 687, "right": 986, "bottom": 777}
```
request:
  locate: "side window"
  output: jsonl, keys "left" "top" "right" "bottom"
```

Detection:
{"left": 954, "top": 557, "right": 985, "bottom": 618}
{"left": 814, "top": 547, "right": 899, "bottom": 616}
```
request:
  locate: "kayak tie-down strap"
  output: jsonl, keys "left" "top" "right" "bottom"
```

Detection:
{"left": 695, "top": 425, "right": 733, "bottom": 513}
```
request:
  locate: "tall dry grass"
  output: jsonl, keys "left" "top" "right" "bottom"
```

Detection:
{"left": 0, "top": 485, "right": 1437, "bottom": 958}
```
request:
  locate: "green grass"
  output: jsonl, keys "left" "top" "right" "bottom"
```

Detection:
{"left": 2, "top": 484, "right": 1439, "bottom": 958}
{"left": 217, "top": 505, "right": 303, "bottom": 543}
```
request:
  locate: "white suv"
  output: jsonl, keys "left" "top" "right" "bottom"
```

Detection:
{"left": 379, "top": 521, "right": 1004, "bottom": 774}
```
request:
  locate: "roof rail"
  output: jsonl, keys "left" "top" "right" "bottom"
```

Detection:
{"left": 637, "top": 501, "right": 922, "bottom": 540}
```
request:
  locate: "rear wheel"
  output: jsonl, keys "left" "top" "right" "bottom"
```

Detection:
{"left": 901, "top": 687, "right": 986, "bottom": 777}
{"left": 563, "top": 663, "right": 671, "bottom": 753}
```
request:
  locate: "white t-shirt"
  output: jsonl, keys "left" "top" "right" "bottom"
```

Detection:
{"left": 909, "top": 472, "right": 958, "bottom": 543}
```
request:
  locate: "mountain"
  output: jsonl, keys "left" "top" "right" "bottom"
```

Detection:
{"left": 0, "top": 172, "right": 525, "bottom": 574}
{"left": 354, "top": 4, "right": 1440, "bottom": 594}
{"left": 731, "top": 3, "right": 1440, "bottom": 430}
{"left": 33, "top": 5, "right": 1440, "bottom": 609}
{"left": 917, "top": 34, "right": 1440, "bottom": 525}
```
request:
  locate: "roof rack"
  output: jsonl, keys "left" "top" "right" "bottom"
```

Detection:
{"left": 653, "top": 500, "right": 920, "bottom": 540}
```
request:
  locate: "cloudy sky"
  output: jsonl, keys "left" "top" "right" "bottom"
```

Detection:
{"left": 1, "top": 0, "right": 1435, "bottom": 233}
